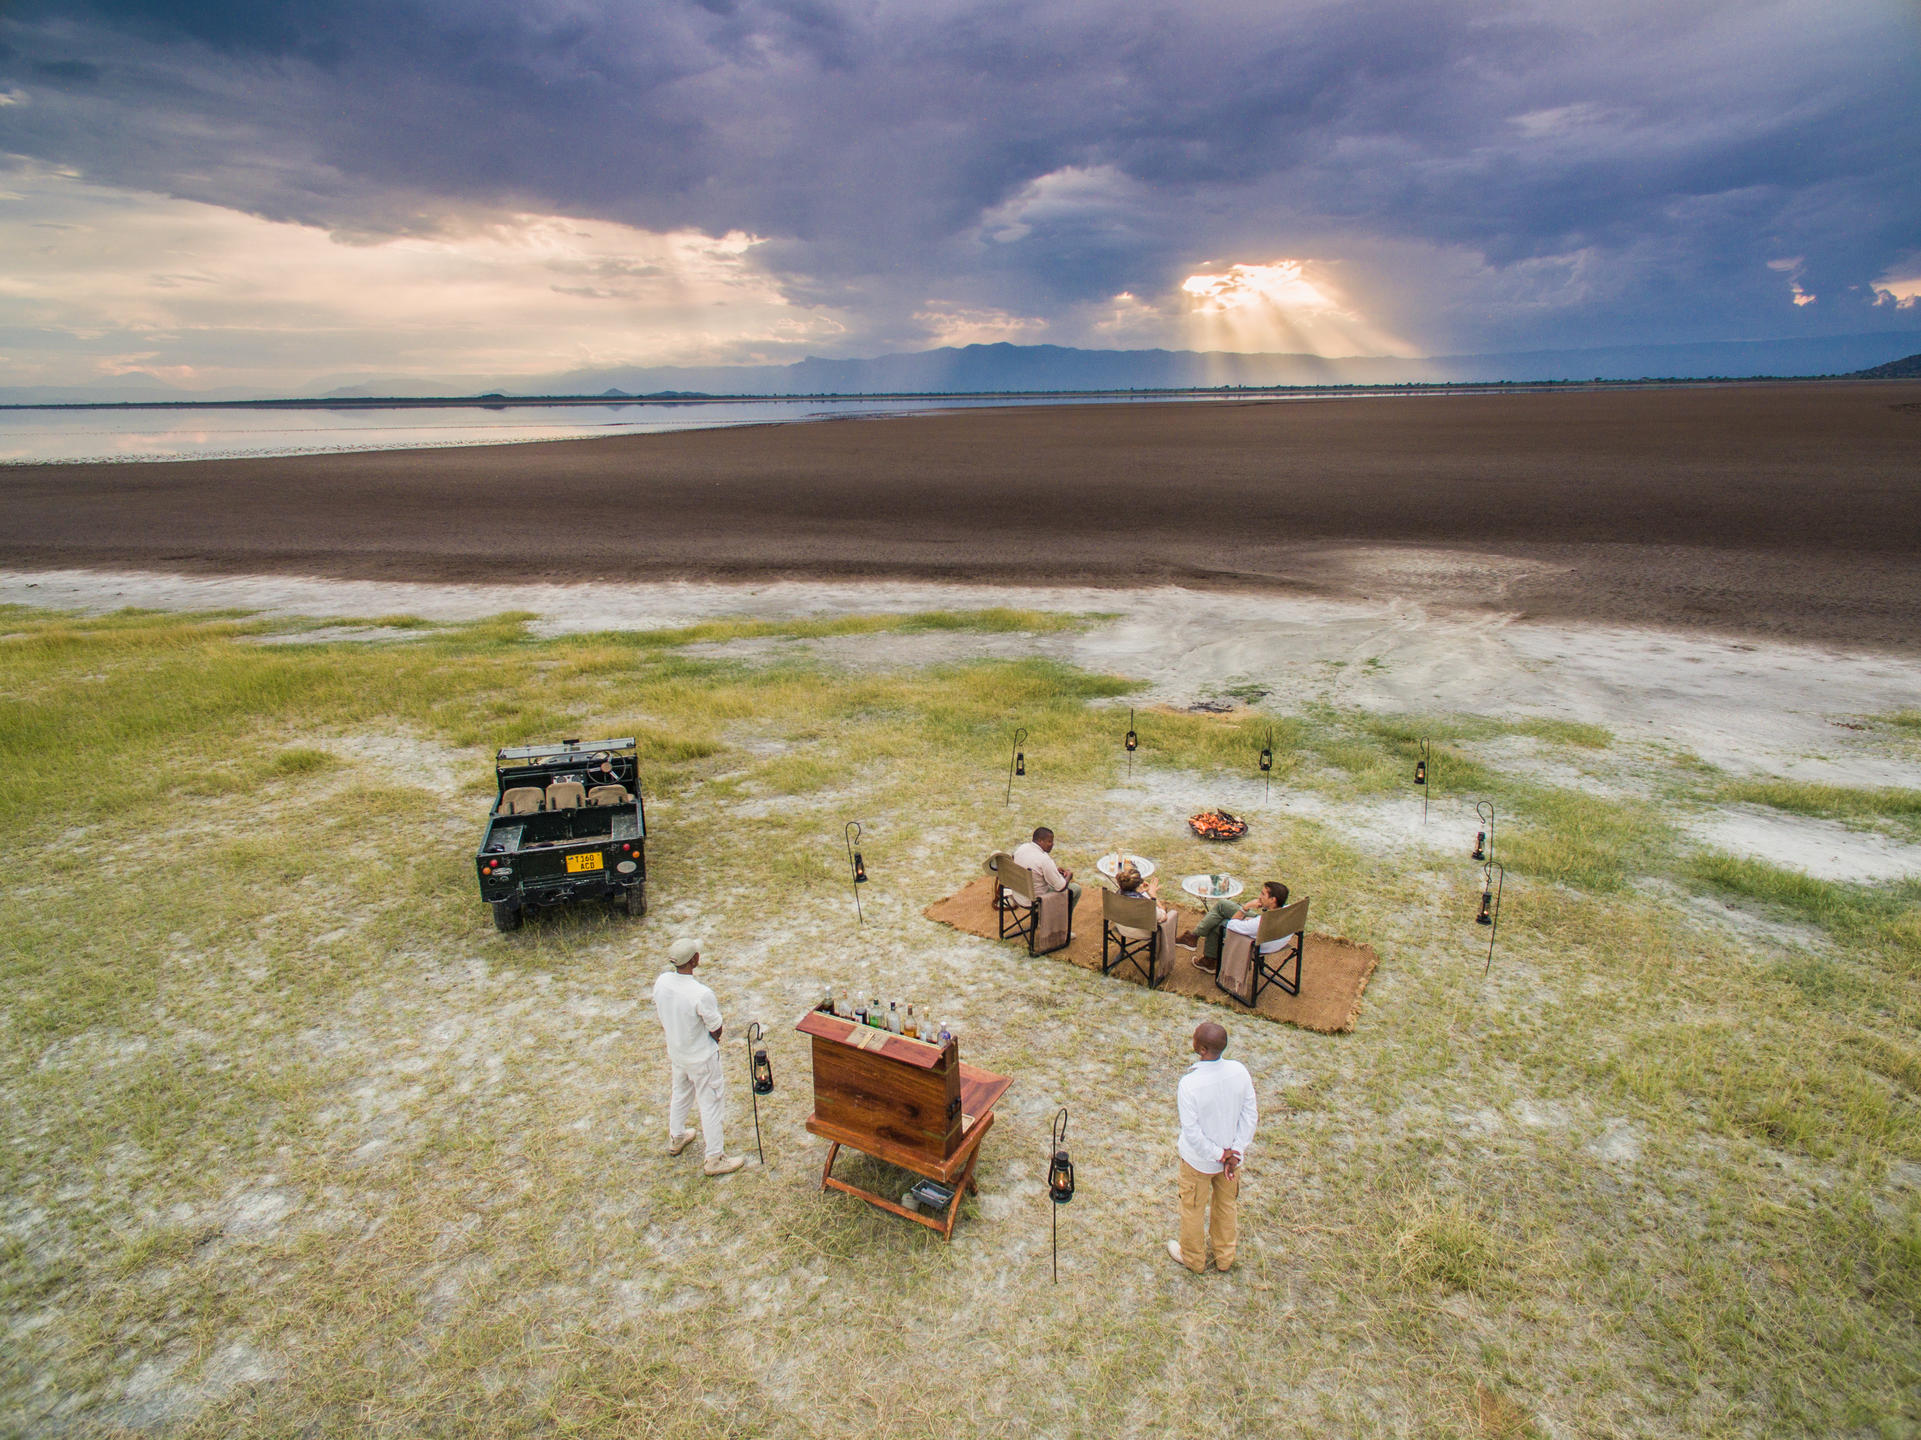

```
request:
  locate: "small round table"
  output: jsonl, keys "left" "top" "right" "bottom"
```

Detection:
{"left": 1181, "top": 873, "right": 1244, "bottom": 902}
{"left": 1097, "top": 852, "right": 1157, "bottom": 881}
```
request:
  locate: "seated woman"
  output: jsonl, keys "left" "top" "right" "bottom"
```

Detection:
{"left": 1113, "top": 863, "right": 1171, "bottom": 924}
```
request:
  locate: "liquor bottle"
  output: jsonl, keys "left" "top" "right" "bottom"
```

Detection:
{"left": 823, "top": 985, "right": 837, "bottom": 1015}
{"left": 887, "top": 1001, "right": 902, "bottom": 1034}
{"left": 853, "top": 1001, "right": 867, "bottom": 1025}
{"left": 836, "top": 992, "right": 853, "bottom": 1020}
{"left": 869, "top": 997, "right": 884, "bottom": 1027}
{"left": 902, "top": 1005, "right": 919, "bottom": 1039}
{"left": 938, "top": 1021, "right": 954, "bottom": 1049}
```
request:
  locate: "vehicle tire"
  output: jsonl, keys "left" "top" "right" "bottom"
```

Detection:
{"left": 622, "top": 884, "right": 648, "bottom": 918}
{"left": 492, "top": 900, "right": 523, "bottom": 932}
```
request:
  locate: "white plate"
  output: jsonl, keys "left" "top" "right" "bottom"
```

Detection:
{"left": 1181, "top": 873, "right": 1244, "bottom": 900}
{"left": 1096, "top": 852, "right": 1157, "bottom": 879}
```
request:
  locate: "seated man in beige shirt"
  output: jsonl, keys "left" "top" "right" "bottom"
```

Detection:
{"left": 1010, "top": 826, "right": 1081, "bottom": 917}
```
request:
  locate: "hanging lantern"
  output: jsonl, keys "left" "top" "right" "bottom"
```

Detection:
{"left": 1472, "top": 830, "right": 1486, "bottom": 861}
{"left": 1477, "top": 883, "right": 1493, "bottom": 925}
{"left": 1048, "top": 1148, "right": 1074, "bottom": 1203}
{"left": 1046, "top": 1107, "right": 1074, "bottom": 1282}
{"left": 1124, "top": 706, "right": 1138, "bottom": 753}
{"left": 844, "top": 821, "right": 867, "bottom": 924}
{"left": 1415, "top": 759, "right": 1427, "bottom": 785}
{"left": 751, "top": 1034, "right": 774, "bottom": 1095}
{"left": 1259, "top": 746, "right": 1272, "bottom": 773}
{"left": 1015, "top": 751, "right": 1025, "bottom": 776}
{"left": 1047, "top": 1107, "right": 1075, "bottom": 1205}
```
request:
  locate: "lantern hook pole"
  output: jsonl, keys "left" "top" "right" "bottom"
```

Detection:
{"left": 844, "top": 821, "right": 864, "bottom": 925}
{"left": 1051, "top": 1106, "right": 1070, "bottom": 1282}
{"left": 1474, "top": 800, "right": 1495, "bottom": 863}
{"left": 746, "top": 1021, "right": 766, "bottom": 1165}
{"left": 1482, "top": 861, "right": 1505, "bottom": 978}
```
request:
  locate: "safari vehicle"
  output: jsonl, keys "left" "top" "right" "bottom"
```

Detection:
{"left": 475, "top": 738, "right": 647, "bottom": 931}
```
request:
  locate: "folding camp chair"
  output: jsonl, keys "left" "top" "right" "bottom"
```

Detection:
{"left": 988, "top": 852, "right": 1072, "bottom": 956}
{"left": 1101, "top": 889, "right": 1176, "bottom": 990}
{"left": 1216, "top": 898, "right": 1307, "bottom": 1007}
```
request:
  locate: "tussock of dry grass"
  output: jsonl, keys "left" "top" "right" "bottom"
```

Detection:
{"left": 0, "top": 604, "right": 1916, "bottom": 1438}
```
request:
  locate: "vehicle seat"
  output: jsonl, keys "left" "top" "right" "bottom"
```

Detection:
{"left": 546, "top": 781, "right": 587, "bottom": 810}
{"left": 500, "top": 786, "right": 544, "bottom": 815}
{"left": 587, "top": 784, "right": 630, "bottom": 806}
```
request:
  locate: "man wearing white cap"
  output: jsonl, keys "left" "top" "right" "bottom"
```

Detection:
{"left": 652, "top": 938, "right": 745, "bottom": 1176}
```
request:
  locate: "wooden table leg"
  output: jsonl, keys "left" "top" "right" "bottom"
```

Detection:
{"left": 938, "top": 1133, "right": 988, "bottom": 1239}
{"left": 820, "top": 1141, "right": 841, "bottom": 1192}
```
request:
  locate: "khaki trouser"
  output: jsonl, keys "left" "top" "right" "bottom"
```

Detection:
{"left": 669, "top": 1051, "right": 727, "bottom": 1161}
{"left": 1176, "top": 1158, "right": 1239, "bottom": 1272}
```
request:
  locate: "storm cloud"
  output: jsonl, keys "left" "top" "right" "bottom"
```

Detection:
{"left": 2, "top": 0, "right": 1917, "bottom": 382}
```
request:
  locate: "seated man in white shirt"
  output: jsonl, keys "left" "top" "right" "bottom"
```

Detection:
{"left": 1170, "top": 1021, "right": 1258, "bottom": 1273}
{"left": 1009, "top": 826, "right": 1081, "bottom": 917}
{"left": 1182, "top": 880, "right": 1289, "bottom": 969}
{"left": 652, "top": 937, "right": 746, "bottom": 1176}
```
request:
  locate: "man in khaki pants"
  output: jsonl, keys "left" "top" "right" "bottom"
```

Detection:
{"left": 1168, "top": 1021, "right": 1258, "bottom": 1273}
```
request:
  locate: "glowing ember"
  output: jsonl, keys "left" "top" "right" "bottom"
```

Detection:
{"left": 1189, "top": 809, "right": 1248, "bottom": 841}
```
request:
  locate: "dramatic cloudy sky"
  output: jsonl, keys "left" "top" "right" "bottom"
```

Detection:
{"left": 2, "top": 0, "right": 1918, "bottom": 390}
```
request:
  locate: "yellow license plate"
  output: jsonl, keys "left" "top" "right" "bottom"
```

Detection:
{"left": 566, "top": 852, "right": 604, "bottom": 873}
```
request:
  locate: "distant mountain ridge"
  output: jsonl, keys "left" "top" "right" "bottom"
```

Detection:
{"left": 544, "top": 333, "right": 1921, "bottom": 397}
{"left": 4, "top": 332, "right": 1918, "bottom": 406}
{"left": 1853, "top": 351, "right": 1921, "bottom": 379}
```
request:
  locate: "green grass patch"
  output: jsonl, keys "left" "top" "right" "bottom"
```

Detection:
{"left": 1501, "top": 787, "right": 1671, "bottom": 891}
{"left": 1685, "top": 850, "right": 1921, "bottom": 971}
{"left": 1717, "top": 777, "right": 1921, "bottom": 827}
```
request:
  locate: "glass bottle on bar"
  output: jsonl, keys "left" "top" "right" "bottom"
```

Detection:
{"left": 902, "top": 1005, "right": 919, "bottom": 1039}
{"left": 887, "top": 1001, "right": 902, "bottom": 1033}
{"left": 869, "top": 996, "right": 884, "bottom": 1027}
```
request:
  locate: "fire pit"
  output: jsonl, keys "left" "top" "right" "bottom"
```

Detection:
{"left": 1188, "top": 809, "right": 1249, "bottom": 842}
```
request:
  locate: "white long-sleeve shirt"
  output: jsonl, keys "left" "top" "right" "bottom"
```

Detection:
{"left": 1177, "top": 1057, "right": 1258, "bottom": 1175}
{"left": 653, "top": 970, "right": 723, "bottom": 1067}
{"left": 1226, "top": 912, "right": 1295, "bottom": 955}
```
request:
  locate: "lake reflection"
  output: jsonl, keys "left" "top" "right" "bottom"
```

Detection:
{"left": 0, "top": 394, "right": 1190, "bottom": 465}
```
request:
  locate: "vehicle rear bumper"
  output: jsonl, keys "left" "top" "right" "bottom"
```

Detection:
{"left": 484, "top": 876, "right": 642, "bottom": 908}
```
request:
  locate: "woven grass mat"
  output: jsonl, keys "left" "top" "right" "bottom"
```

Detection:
{"left": 924, "top": 876, "right": 1378, "bottom": 1034}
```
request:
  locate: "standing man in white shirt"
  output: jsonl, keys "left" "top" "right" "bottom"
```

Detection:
{"left": 1169, "top": 1020, "right": 1258, "bottom": 1273}
{"left": 652, "top": 937, "right": 745, "bottom": 1176}
{"left": 1010, "top": 826, "right": 1081, "bottom": 918}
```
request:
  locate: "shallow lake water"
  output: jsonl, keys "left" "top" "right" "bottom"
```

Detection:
{"left": 0, "top": 392, "right": 1239, "bottom": 464}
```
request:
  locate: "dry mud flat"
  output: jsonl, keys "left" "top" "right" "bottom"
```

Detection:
{"left": 4, "top": 379, "right": 1921, "bottom": 647}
